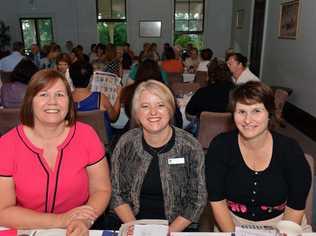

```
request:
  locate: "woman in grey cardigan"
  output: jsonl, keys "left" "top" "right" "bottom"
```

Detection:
{"left": 110, "top": 80, "right": 207, "bottom": 232}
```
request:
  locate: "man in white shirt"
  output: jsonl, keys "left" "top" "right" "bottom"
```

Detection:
{"left": 226, "top": 52, "right": 259, "bottom": 84}
{"left": 0, "top": 41, "right": 24, "bottom": 72}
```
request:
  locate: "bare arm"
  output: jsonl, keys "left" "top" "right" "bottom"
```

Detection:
{"left": 114, "top": 204, "right": 136, "bottom": 223}
{"left": 169, "top": 216, "right": 192, "bottom": 232}
{"left": 283, "top": 206, "right": 305, "bottom": 225}
{"left": 100, "top": 94, "right": 118, "bottom": 121}
{"left": 211, "top": 200, "right": 235, "bottom": 232}
{"left": 0, "top": 177, "right": 60, "bottom": 229}
{"left": 85, "top": 158, "right": 112, "bottom": 217}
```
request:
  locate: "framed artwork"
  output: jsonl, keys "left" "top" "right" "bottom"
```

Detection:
{"left": 279, "top": 0, "right": 300, "bottom": 39}
{"left": 236, "top": 9, "right": 245, "bottom": 29}
{"left": 139, "top": 21, "right": 162, "bottom": 38}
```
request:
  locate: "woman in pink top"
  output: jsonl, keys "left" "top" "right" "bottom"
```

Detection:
{"left": 0, "top": 69, "right": 111, "bottom": 236}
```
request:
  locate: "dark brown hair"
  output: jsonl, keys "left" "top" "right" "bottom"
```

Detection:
{"left": 229, "top": 81, "right": 275, "bottom": 117}
{"left": 20, "top": 69, "right": 76, "bottom": 127}
{"left": 207, "top": 57, "right": 232, "bottom": 85}
{"left": 56, "top": 53, "right": 72, "bottom": 65}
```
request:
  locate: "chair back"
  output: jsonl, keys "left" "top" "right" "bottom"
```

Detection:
{"left": 166, "top": 72, "right": 183, "bottom": 84}
{"left": 0, "top": 108, "right": 20, "bottom": 136}
{"left": 77, "top": 110, "right": 109, "bottom": 145}
{"left": 0, "top": 71, "right": 12, "bottom": 83}
{"left": 90, "top": 71, "right": 121, "bottom": 105}
{"left": 197, "top": 111, "right": 235, "bottom": 150}
{"left": 304, "top": 153, "right": 314, "bottom": 225}
{"left": 195, "top": 71, "right": 208, "bottom": 87}
{"left": 170, "top": 82, "right": 200, "bottom": 97}
{"left": 274, "top": 89, "right": 288, "bottom": 122}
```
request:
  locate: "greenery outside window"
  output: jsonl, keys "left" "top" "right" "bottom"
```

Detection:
{"left": 97, "top": 0, "right": 127, "bottom": 46}
{"left": 174, "top": 0, "right": 204, "bottom": 49}
{"left": 20, "top": 18, "right": 53, "bottom": 54}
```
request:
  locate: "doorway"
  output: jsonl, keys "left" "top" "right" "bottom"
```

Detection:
{"left": 249, "top": 0, "right": 266, "bottom": 77}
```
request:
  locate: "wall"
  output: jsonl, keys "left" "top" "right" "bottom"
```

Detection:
{"left": 261, "top": 0, "right": 316, "bottom": 117}
{"left": 0, "top": 0, "right": 233, "bottom": 57}
{"left": 204, "top": 0, "right": 233, "bottom": 58}
{"left": 230, "top": 0, "right": 254, "bottom": 57}
{"left": 0, "top": 0, "right": 97, "bottom": 51}
{"left": 126, "top": 0, "right": 173, "bottom": 55}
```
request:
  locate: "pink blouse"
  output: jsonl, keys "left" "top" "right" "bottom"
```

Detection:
{"left": 0, "top": 122, "right": 105, "bottom": 213}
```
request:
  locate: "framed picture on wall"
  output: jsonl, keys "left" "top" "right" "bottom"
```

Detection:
{"left": 279, "top": 0, "right": 300, "bottom": 39}
{"left": 235, "top": 9, "right": 245, "bottom": 29}
{"left": 139, "top": 21, "right": 162, "bottom": 38}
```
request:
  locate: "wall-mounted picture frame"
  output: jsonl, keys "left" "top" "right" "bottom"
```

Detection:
{"left": 139, "top": 21, "right": 162, "bottom": 38}
{"left": 279, "top": 0, "right": 300, "bottom": 39}
{"left": 235, "top": 9, "right": 245, "bottom": 29}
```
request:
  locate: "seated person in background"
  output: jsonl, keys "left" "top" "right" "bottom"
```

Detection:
{"left": 127, "top": 55, "right": 168, "bottom": 85}
{"left": 0, "top": 41, "right": 24, "bottom": 73}
{"left": 40, "top": 44, "right": 61, "bottom": 69}
{"left": 206, "top": 81, "right": 312, "bottom": 232}
{"left": 70, "top": 61, "right": 121, "bottom": 138}
{"left": 121, "top": 59, "right": 181, "bottom": 130}
{"left": 160, "top": 47, "right": 184, "bottom": 74}
{"left": 0, "top": 69, "right": 111, "bottom": 236}
{"left": 56, "top": 53, "right": 74, "bottom": 91}
{"left": 27, "top": 43, "right": 42, "bottom": 68}
{"left": 186, "top": 58, "right": 235, "bottom": 117}
{"left": 88, "top": 43, "right": 97, "bottom": 63}
{"left": 110, "top": 80, "right": 206, "bottom": 232}
{"left": 122, "top": 42, "right": 133, "bottom": 70}
{"left": 104, "top": 43, "right": 122, "bottom": 77}
{"left": 226, "top": 52, "right": 259, "bottom": 84}
{"left": 184, "top": 47, "right": 200, "bottom": 73}
{"left": 1, "top": 58, "right": 38, "bottom": 108}
{"left": 150, "top": 42, "right": 160, "bottom": 62}
{"left": 196, "top": 48, "right": 213, "bottom": 72}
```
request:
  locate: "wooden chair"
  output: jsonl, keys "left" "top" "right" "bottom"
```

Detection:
{"left": 195, "top": 71, "right": 208, "bottom": 87}
{"left": 77, "top": 110, "right": 109, "bottom": 145}
{"left": 0, "top": 71, "right": 12, "bottom": 83}
{"left": 274, "top": 88, "right": 289, "bottom": 126}
{"left": 0, "top": 108, "right": 20, "bottom": 136}
{"left": 170, "top": 82, "right": 200, "bottom": 97}
{"left": 304, "top": 153, "right": 314, "bottom": 225}
{"left": 0, "top": 109, "right": 109, "bottom": 146}
{"left": 197, "top": 111, "right": 235, "bottom": 150}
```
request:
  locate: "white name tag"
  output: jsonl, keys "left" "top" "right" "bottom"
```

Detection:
{"left": 168, "top": 158, "right": 185, "bottom": 165}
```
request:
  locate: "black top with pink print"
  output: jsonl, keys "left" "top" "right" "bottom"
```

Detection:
{"left": 206, "top": 130, "right": 311, "bottom": 221}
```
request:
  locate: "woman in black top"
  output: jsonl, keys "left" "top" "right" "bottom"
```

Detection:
{"left": 185, "top": 58, "right": 235, "bottom": 116}
{"left": 206, "top": 81, "right": 312, "bottom": 231}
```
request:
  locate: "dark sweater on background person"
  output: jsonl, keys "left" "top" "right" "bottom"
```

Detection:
{"left": 185, "top": 80, "right": 235, "bottom": 116}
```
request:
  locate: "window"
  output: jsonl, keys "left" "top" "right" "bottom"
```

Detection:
{"left": 20, "top": 18, "right": 54, "bottom": 54}
{"left": 97, "top": 0, "right": 127, "bottom": 46}
{"left": 174, "top": 0, "right": 204, "bottom": 49}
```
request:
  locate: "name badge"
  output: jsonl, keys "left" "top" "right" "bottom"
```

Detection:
{"left": 168, "top": 158, "right": 185, "bottom": 165}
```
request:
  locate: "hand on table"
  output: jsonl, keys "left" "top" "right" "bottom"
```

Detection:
{"left": 58, "top": 205, "right": 97, "bottom": 228}
{"left": 66, "top": 219, "right": 90, "bottom": 236}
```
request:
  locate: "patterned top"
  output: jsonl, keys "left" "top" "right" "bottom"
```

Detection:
{"left": 110, "top": 127, "right": 207, "bottom": 223}
{"left": 104, "top": 59, "right": 120, "bottom": 76}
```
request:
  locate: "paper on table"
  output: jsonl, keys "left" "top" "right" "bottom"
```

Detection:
{"left": 133, "top": 225, "right": 168, "bottom": 236}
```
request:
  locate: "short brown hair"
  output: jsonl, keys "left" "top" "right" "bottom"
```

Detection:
{"left": 20, "top": 69, "right": 76, "bottom": 127}
{"left": 56, "top": 53, "right": 72, "bottom": 65}
{"left": 132, "top": 80, "right": 175, "bottom": 126}
{"left": 229, "top": 81, "right": 275, "bottom": 117}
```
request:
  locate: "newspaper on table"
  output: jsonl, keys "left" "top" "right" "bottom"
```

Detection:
{"left": 90, "top": 71, "right": 121, "bottom": 105}
{"left": 235, "top": 225, "right": 279, "bottom": 236}
{"left": 118, "top": 219, "right": 168, "bottom": 236}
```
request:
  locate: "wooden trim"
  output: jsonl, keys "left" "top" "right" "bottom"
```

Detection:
{"left": 283, "top": 102, "right": 316, "bottom": 142}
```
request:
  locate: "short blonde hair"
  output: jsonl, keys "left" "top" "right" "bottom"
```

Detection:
{"left": 132, "top": 80, "right": 176, "bottom": 125}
